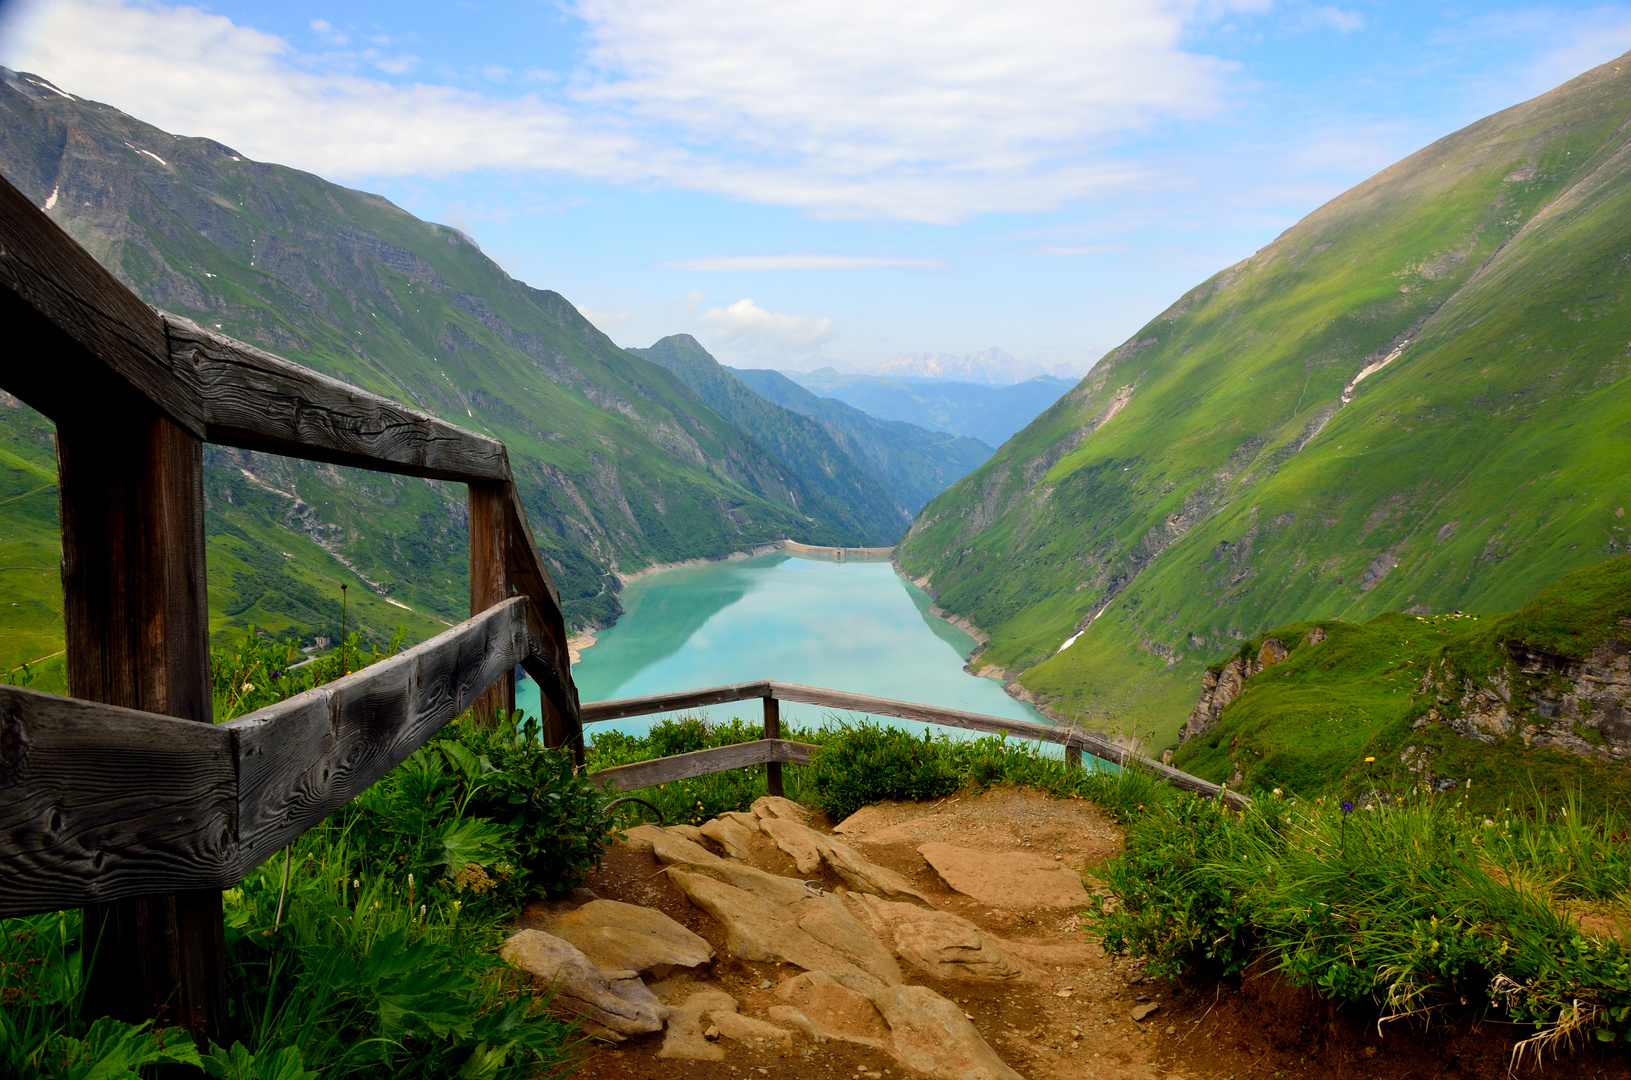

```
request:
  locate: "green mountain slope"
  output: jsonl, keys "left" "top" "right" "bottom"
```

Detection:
{"left": 631, "top": 335, "right": 906, "bottom": 542}
{"left": 897, "top": 53, "right": 1631, "bottom": 748}
{"left": 0, "top": 69, "right": 879, "bottom": 660}
{"left": 789, "top": 369, "right": 1076, "bottom": 447}
{"left": 730, "top": 366, "right": 992, "bottom": 514}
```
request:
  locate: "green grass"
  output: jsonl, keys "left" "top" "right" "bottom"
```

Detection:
{"left": 3, "top": 639, "right": 609, "bottom": 1079}
{"left": 898, "top": 56, "right": 1631, "bottom": 746}
{"left": 1097, "top": 785, "right": 1631, "bottom": 1057}
{"left": 1170, "top": 553, "right": 1631, "bottom": 814}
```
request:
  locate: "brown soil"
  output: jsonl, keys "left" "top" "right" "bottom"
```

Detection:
{"left": 550, "top": 788, "right": 1631, "bottom": 1080}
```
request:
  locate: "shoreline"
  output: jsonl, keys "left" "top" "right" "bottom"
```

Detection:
{"left": 894, "top": 558, "right": 1082, "bottom": 730}
{"left": 613, "top": 539, "right": 896, "bottom": 587}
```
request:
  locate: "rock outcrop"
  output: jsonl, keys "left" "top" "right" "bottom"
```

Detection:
{"left": 917, "top": 843, "right": 1089, "bottom": 909}
{"left": 666, "top": 861, "right": 905, "bottom": 984}
{"left": 536, "top": 898, "right": 714, "bottom": 978}
{"left": 499, "top": 929, "right": 667, "bottom": 1038}
{"left": 509, "top": 803, "right": 1040, "bottom": 1079}
{"left": 1181, "top": 637, "right": 1290, "bottom": 742}
{"left": 845, "top": 893, "right": 1025, "bottom": 982}
{"left": 1417, "top": 632, "right": 1631, "bottom": 759}
{"left": 758, "top": 815, "right": 931, "bottom": 903}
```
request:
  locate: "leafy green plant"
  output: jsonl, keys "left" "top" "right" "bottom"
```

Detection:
{"left": 0, "top": 909, "right": 208, "bottom": 1079}
{"left": 458, "top": 712, "right": 619, "bottom": 897}
{"left": 807, "top": 722, "right": 960, "bottom": 822}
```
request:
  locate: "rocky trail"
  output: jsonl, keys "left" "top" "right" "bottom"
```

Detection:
{"left": 502, "top": 788, "right": 1630, "bottom": 1080}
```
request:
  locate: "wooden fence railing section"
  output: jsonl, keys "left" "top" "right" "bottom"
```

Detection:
{"left": 0, "top": 174, "right": 580, "bottom": 1041}
{"left": 0, "top": 172, "right": 1245, "bottom": 1051}
{"left": 579, "top": 680, "right": 1249, "bottom": 810}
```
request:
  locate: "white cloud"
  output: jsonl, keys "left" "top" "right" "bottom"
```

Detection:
{"left": 576, "top": 0, "right": 1247, "bottom": 218}
{"left": 696, "top": 298, "right": 833, "bottom": 350}
{"left": 0, "top": 0, "right": 1264, "bottom": 222}
{"left": 0, "top": 0, "right": 639, "bottom": 180}
{"left": 662, "top": 253, "right": 945, "bottom": 272}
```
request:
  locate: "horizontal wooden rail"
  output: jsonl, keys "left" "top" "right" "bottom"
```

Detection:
{"left": 164, "top": 315, "right": 512, "bottom": 483}
{"left": 581, "top": 680, "right": 1249, "bottom": 809}
{"left": 0, "top": 597, "right": 531, "bottom": 918}
{"left": 588, "top": 738, "right": 820, "bottom": 792}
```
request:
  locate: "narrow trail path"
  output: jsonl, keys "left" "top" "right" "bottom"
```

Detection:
{"left": 516, "top": 788, "right": 1629, "bottom": 1080}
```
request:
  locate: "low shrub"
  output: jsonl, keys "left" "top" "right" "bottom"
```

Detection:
{"left": 807, "top": 723, "right": 960, "bottom": 821}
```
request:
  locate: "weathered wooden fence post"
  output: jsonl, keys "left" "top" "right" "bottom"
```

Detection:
{"left": 762, "top": 695, "right": 783, "bottom": 797}
{"left": 59, "top": 410, "right": 224, "bottom": 1047}
{"left": 469, "top": 482, "right": 515, "bottom": 726}
{"left": 1065, "top": 745, "right": 1082, "bottom": 771}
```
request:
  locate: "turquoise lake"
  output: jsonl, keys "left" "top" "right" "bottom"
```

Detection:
{"left": 517, "top": 551, "right": 1054, "bottom": 742}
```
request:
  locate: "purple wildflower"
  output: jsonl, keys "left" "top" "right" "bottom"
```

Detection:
{"left": 1340, "top": 800, "right": 1355, "bottom": 813}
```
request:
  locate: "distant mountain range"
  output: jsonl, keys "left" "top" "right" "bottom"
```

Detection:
{"left": 897, "top": 51, "right": 1631, "bottom": 748}
{"left": 640, "top": 339, "right": 992, "bottom": 517}
{"left": 876, "top": 347, "right": 1085, "bottom": 385}
{"left": 784, "top": 369, "right": 1077, "bottom": 448}
{"left": 0, "top": 69, "right": 989, "bottom": 666}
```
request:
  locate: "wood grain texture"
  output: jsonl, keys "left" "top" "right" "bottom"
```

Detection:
{"left": 579, "top": 681, "right": 774, "bottom": 724}
{"left": 762, "top": 696, "right": 783, "bottom": 798}
{"left": 56, "top": 409, "right": 225, "bottom": 1041}
{"left": 0, "top": 177, "right": 202, "bottom": 434}
{"left": 57, "top": 415, "right": 213, "bottom": 725}
{"left": 225, "top": 597, "right": 532, "bottom": 869}
{"left": 0, "top": 686, "right": 236, "bottom": 916}
{"left": 500, "top": 481, "right": 580, "bottom": 757}
{"left": 164, "top": 314, "right": 510, "bottom": 483}
{"left": 469, "top": 484, "right": 516, "bottom": 726}
{"left": 587, "top": 738, "right": 818, "bottom": 792}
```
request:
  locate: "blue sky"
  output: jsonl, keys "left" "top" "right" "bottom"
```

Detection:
{"left": 4, "top": 1, "right": 1631, "bottom": 373}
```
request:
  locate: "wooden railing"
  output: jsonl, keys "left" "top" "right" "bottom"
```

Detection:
{"left": 581, "top": 680, "right": 1249, "bottom": 809}
{"left": 0, "top": 175, "right": 579, "bottom": 1040}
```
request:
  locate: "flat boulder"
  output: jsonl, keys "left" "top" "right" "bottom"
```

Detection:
{"left": 774, "top": 971, "right": 891, "bottom": 1045}
{"left": 845, "top": 894, "right": 1024, "bottom": 983}
{"left": 759, "top": 816, "right": 930, "bottom": 904}
{"left": 872, "top": 983, "right": 1024, "bottom": 1080}
{"left": 711, "top": 1011, "right": 794, "bottom": 1049}
{"left": 918, "top": 842, "right": 1089, "bottom": 909}
{"left": 700, "top": 814, "right": 760, "bottom": 860}
{"left": 543, "top": 899, "right": 713, "bottom": 977}
{"left": 750, "top": 795, "right": 809, "bottom": 822}
{"left": 668, "top": 862, "right": 903, "bottom": 985}
{"left": 626, "top": 824, "right": 721, "bottom": 866}
{"left": 499, "top": 929, "right": 665, "bottom": 1038}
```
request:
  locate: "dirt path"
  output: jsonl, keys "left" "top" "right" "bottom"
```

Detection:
{"left": 547, "top": 788, "right": 1630, "bottom": 1080}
